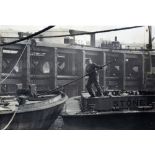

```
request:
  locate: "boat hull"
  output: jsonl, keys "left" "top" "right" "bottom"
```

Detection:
{"left": 62, "top": 111, "right": 155, "bottom": 130}
{"left": 0, "top": 94, "right": 68, "bottom": 130}
{"left": 61, "top": 95, "right": 155, "bottom": 130}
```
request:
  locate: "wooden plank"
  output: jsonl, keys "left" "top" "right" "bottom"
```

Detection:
{"left": 106, "top": 77, "right": 119, "bottom": 80}
{"left": 1, "top": 79, "right": 21, "bottom": 84}
{"left": 58, "top": 48, "right": 78, "bottom": 54}
{"left": 85, "top": 50, "right": 99, "bottom": 56}
{"left": 31, "top": 46, "right": 50, "bottom": 53}
{"left": 3, "top": 45, "right": 23, "bottom": 51}
{"left": 126, "top": 53, "right": 141, "bottom": 59}
{"left": 2, "top": 73, "right": 22, "bottom": 78}
{"left": 111, "top": 49, "right": 144, "bottom": 54}
{"left": 106, "top": 52, "right": 120, "bottom": 57}
{"left": 31, "top": 74, "right": 51, "bottom": 79}
{"left": 57, "top": 75, "right": 79, "bottom": 79}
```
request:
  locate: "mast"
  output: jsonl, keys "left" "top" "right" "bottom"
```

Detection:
{"left": 148, "top": 26, "right": 152, "bottom": 50}
{"left": 148, "top": 26, "right": 152, "bottom": 73}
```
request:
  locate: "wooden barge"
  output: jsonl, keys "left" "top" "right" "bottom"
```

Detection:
{"left": 62, "top": 92, "right": 155, "bottom": 130}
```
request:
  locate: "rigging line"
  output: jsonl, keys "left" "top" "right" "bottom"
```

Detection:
{"left": 0, "top": 41, "right": 28, "bottom": 84}
{"left": 48, "top": 59, "right": 116, "bottom": 94}
{"left": 0, "top": 26, "right": 143, "bottom": 39}
{"left": 1, "top": 106, "right": 18, "bottom": 130}
{"left": 33, "top": 26, "right": 143, "bottom": 38}
{"left": 0, "top": 25, "right": 55, "bottom": 46}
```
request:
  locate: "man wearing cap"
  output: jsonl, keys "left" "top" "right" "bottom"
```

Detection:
{"left": 85, "top": 58, "right": 103, "bottom": 97}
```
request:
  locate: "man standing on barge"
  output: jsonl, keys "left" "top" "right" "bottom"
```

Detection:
{"left": 85, "top": 58, "right": 103, "bottom": 97}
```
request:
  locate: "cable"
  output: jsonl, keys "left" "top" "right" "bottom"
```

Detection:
{"left": 41, "top": 26, "right": 143, "bottom": 38}
{"left": 0, "top": 26, "right": 143, "bottom": 39}
{"left": 0, "top": 25, "right": 55, "bottom": 46}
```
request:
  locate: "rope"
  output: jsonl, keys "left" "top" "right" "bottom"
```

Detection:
{"left": 0, "top": 32, "right": 61, "bottom": 129}
{"left": 0, "top": 42, "right": 28, "bottom": 84}
{"left": 0, "top": 26, "right": 142, "bottom": 39}
{"left": 0, "top": 43, "right": 29, "bottom": 130}
{"left": 41, "top": 26, "right": 143, "bottom": 38}
{"left": 1, "top": 106, "right": 18, "bottom": 130}
{"left": 0, "top": 26, "right": 55, "bottom": 46}
{"left": 0, "top": 26, "right": 55, "bottom": 130}
{"left": 47, "top": 59, "right": 116, "bottom": 94}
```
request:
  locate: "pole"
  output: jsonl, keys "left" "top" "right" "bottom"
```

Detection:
{"left": 49, "top": 59, "right": 117, "bottom": 93}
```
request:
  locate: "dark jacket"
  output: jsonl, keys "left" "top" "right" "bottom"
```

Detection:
{"left": 86, "top": 63, "right": 102, "bottom": 78}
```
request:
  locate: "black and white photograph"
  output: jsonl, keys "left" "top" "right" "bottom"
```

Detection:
{"left": 0, "top": 25, "right": 155, "bottom": 130}
{"left": 1, "top": 0, "right": 155, "bottom": 155}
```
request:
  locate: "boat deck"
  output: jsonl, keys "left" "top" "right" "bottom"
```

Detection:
{"left": 62, "top": 92, "right": 155, "bottom": 116}
{"left": 62, "top": 94, "right": 155, "bottom": 129}
{"left": 63, "top": 96, "right": 81, "bottom": 115}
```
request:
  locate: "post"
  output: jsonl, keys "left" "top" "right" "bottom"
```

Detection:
{"left": 53, "top": 47, "right": 58, "bottom": 89}
{"left": 141, "top": 54, "right": 145, "bottom": 89}
{"left": 122, "top": 53, "right": 126, "bottom": 90}
{"left": 148, "top": 26, "right": 152, "bottom": 73}
{"left": 90, "top": 34, "right": 95, "bottom": 47}
{"left": 149, "top": 52, "right": 152, "bottom": 74}
{"left": 22, "top": 40, "right": 31, "bottom": 88}
{"left": 148, "top": 26, "right": 152, "bottom": 50}
{"left": 26, "top": 41, "right": 31, "bottom": 87}
{"left": 102, "top": 52, "right": 106, "bottom": 91}
{"left": 0, "top": 47, "right": 3, "bottom": 93}
{"left": 81, "top": 50, "right": 86, "bottom": 91}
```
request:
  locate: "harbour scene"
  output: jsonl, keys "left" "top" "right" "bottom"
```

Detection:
{"left": 0, "top": 25, "right": 155, "bottom": 130}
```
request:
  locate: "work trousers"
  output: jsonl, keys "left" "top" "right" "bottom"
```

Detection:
{"left": 86, "top": 76, "right": 103, "bottom": 97}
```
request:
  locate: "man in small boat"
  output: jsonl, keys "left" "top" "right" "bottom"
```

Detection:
{"left": 16, "top": 84, "right": 37, "bottom": 105}
{"left": 85, "top": 58, "right": 103, "bottom": 97}
{"left": 16, "top": 84, "right": 37, "bottom": 97}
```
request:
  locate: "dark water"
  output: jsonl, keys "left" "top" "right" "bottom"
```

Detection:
{"left": 49, "top": 114, "right": 155, "bottom": 130}
{"left": 49, "top": 116, "right": 64, "bottom": 130}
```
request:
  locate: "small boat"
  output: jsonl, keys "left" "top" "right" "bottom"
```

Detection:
{"left": 0, "top": 90, "right": 68, "bottom": 130}
{"left": 61, "top": 91, "right": 155, "bottom": 129}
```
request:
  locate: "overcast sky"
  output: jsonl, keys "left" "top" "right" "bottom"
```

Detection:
{"left": 0, "top": 25, "right": 154, "bottom": 44}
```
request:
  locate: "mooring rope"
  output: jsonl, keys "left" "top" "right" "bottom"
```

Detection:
{"left": 0, "top": 26, "right": 55, "bottom": 130}
{"left": 1, "top": 106, "right": 18, "bottom": 130}
{"left": 0, "top": 42, "right": 28, "bottom": 130}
